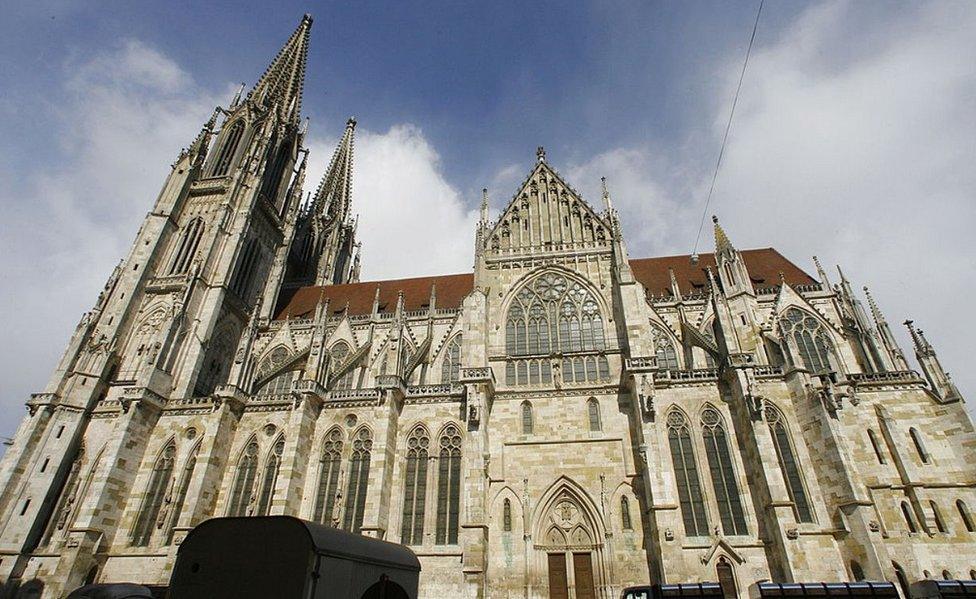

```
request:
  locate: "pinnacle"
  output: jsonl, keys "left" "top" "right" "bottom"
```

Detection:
{"left": 311, "top": 118, "right": 356, "bottom": 220}
{"left": 248, "top": 15, "right": 312, "bottom": 123}
{"left": 712, "top": 215, "right": 734, "bottom": 254}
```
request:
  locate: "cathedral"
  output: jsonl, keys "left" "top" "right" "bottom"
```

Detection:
{"left": 1, "top": 15, "right": 974, "bottom": 599}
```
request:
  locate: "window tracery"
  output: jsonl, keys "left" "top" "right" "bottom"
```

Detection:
{"left": 765, "top": 405, "right": 813, "bottom": 522}
{"left": 343, "top": 428, "right": 372, "bottom": 533}
{"left": 504, "top": 272, "right": 608, "bottom": 386}
{"left": 256, "top": 437, "right": 284, "bottom": 516}
{"left": 330, "top": 342, "right": 356, "bottom": 390}
{"left": 587, "top": 398, "right": 601, "bottom": 432}
{"left": 778, "top": 308, "right": 835, "bottom": 373}
{"left": 228, "top": 439, "right": 258, "bottom": 517}
{"left": 401, "top": 427, "right": 429, "bottom": 545}
{"left": 521, "top": 401, "right": 533, "bottom": 434}
{"left": 132, "top": 442, "right": 175, "bottom": 546}
{"left": 313, "top": 428, "right": 343, "bottom": 525}
{"left": 701, "top": 407, "right": 748, "bottom": 535}
{"left": 209, "top": 120, "right": 244, "bottom": 177}
{"left": 166, "top": 444, "right": 199, "bottom": 544}
{"left": 666, "top": 410, "right": 708, "bottom": 536}
{"left": 651, "top": 324, "right": 680, "bottom": 370}
{"left": 436, "top": 424, "right": 462, "bottom": 545}
{"left": 441, "top": 336, "right": 461, "bottom": 383}
{"left": 168, "top": 218, "right": 204, "bottom": 276}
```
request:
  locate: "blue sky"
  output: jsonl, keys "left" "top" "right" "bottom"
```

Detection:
{"left": 1, "top": 1, "right": 974, "bottom": 438}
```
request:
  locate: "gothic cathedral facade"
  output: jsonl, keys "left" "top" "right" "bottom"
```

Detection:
{"left": 1, "top": 16, "right": 974, "bottom": 599}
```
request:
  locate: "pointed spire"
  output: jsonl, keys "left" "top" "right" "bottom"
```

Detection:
{"left": 904, "top": 320, "right": 962, "bottom": 401}
{"left": 601, "top": 177, "right": 613, "bottom": 211}
{"left": 188, "top": 108, "right": 220, "bottom": 167}
{"left": 864, "top": 287, "right": 885, "bottom": 327}
{"left": 904, "top": 320, "right": 933, "bottom": 356}
{"left": 813, "top": 256, "right": 831, "bottom": 288}
{"left": 230, "top": 82, "right": 245, "bottom": 109}
{"left": 311, "top": 117, "right": 356, "bottom": 220}
{"left": 866, "top": 286, "right": 909, "bottom": 371}
{"left": 247, "top": 14, "right": 312, "bottom": 123}
{"left": 536, "top": 146, "right": 546, "bottom": 163}
{"left": 372, "top": 286, "right": 381, "bottom": 315}
{"left": 668, "top": 267, "right": 682, "bottom": 300}
{"left": 712, "top": 215, "right": 734, "bottom": 255}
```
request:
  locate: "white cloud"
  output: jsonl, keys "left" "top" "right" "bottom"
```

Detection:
{"left": 305, "top": 124, "right": 480, "bottom": 280}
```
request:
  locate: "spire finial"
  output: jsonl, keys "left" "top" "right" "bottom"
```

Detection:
{"left": 813, "top": 256, "right": 831, "bottom": 287}
{"left": 480, "top": 187, "right": 489, "bottom": 223}
{"left": 601, "top": 176, "right": 613, "bottom": 211}
{"left": 712, "top": 215, "right": 734, "bottom": 254}
{"left": 536, "top": 146, "right": 546, "bottom": 163}
{"left": 346, "top": 116, "right": 357, "bottom": 129}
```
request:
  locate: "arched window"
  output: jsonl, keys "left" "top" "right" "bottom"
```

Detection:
{"left": 132, "top": 442, "right": 176, "bottom": 546}
{"left": 166, "top": 443, "right": 199, "bottom": 544}
{"left": 255, "top": 437, "right": 284, "bottom": 516}
{"left": 701, "top": 407, "right": 748, "bottom": 535}
{"left": 931, "top": 501, "right": 947, "bottom": 533}
{"left": 851, "top": 560, "right": 866, "bottom": 582}
{"left": 717, "top": 557, "right": 738, "bottom": 599}
{"left": 436, "top": 425, "right": 462, "bottom": 545}
{"left": 765, "top": 405, "right": 813, "bottom": 523}
{"left": 942, "top": 570, "right": 952, "bottom": 581}
{"left": 329, "top": 342, "right": 356, "bottom": 390}
{"left": 621, "top": 496, "right": 633, "bottom": 530}
{"left": 587, "top": 398, "right": 601, "bottom": 432}
{"left": 259, "top": 137, "right": 292, "bottom": 213}
{"left": 230, "top": 237, "right": 261, "bottom": 302}
{"left": 313, "top": 428, "right": 343, "bottom": 526}
{"left": 168, "top": 218, "right": 205, "bottom": 275}
{"left": 901, "top": 501, "right": 917, "bottom": 533}
{"left": 209, "top": 120, "right": 245, "bottom": 177}
{"left": 400, "top": 427, "right": 430, "bottom": 545}
{"left": 441, "top": 336, "right": 462, "bottom": 383}
{"left": 957, "top": 500, "right": 974, "bottom": 532}
{"left": 504, "top": 272, "right": 607, "bottom": 386}
{"left": 343, "top": 428, "right": 372, "bottom": 533}
{"left": 868, "top": 429, "right": 887, "bottom": 464}
{"left": 651, "top": 324, "right": 680, "bottom": 370}
{"left": 255, "top": 369, "right": 301, "bottom": 396}
{"left": 667, "top": 410, "right": 708, "bottom": 536}
{"left": 521, "top": 401, "right": 533, "bottom": 434}
{"left": 503, "top": 499, "right": 512, "bottom": 532}
{"left": 892, "top": 562, "right": 910, "bottom": 599}
{"left": 228, "top": 439, "right": 258, "bottom": 517}
{"left": 778, "top": 308, "right": 835, "bottom": 373}
{"left": 910, "top": 428, "right": 929, "bottom": 464}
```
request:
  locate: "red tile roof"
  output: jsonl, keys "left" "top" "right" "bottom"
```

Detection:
{"left": 273, "top": 248, "right": 815, "bottom": 320}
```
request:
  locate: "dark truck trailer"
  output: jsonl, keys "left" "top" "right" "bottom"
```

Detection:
{"left": 167, "top": 516, "right": 421, "bottom": 599}
{"left": 910, "top": 580, "right": 976, "bottom": 599}
{"left": 753, "top": 582, "right": 900, "bottom": 599}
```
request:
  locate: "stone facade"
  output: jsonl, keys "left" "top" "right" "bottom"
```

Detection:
{"left": 1, "top": 15, "right": 974, "bottom": 599}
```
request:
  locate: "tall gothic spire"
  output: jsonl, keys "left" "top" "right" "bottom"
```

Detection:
{"left": 247, "top": 14, "right": 313, "bottom": 123}
{"left": 904, "top": 320, "right": 962, "bottom": 401}
{"left": 311, "top": 117, "right": 356, "bottom": 222}
{"left": 864, "top": 286, "right": 909, "bottom": 370}
{"left": 712, "top": 215, "right": 734, "bottom": 257}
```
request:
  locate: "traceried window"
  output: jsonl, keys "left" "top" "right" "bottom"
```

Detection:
{"left": 701, "top": 407, "right": 748, "bottom": 535}
{"left": 667, "top": 410, "right": 708, "bottom": 536}
{"left": 778, "top": 308, "right": 835, "bottom": 373}
{"left": 436, "top": 425, "right": 462, "bottom": 545}
{"left": 255, "top": 369, "right": 301, "bottom": 396}
{"left": 166, "top": 443, "right": 199, "bottom": 544}
{"left": 621, "top": 496, "right": 633, "bottom": 530}
{"left": 168, "top": 218, "right": 204, "bottom": 275}
{"left": 230, "top": 237, "right": 262, "bottom": 302}
{"left": 209, "top": 120, "right": 245, "bottom": 177}
{"left": 256, "top": 437, "right": 284, "bottom": 516}
{"left": 505, "top": 272, "right": 609, "bottom": 386}
{"left": 765, "top": 405, "right": 813, "bottom": 523}
{"left": 587, "top": 398, "right": 601, "bottom": 432}
{"left": 441, "top": 336, "right": 462, "bottom": 383}
{"left": 343, "top": 428, "right": 372, "bottom": 533}
{"left": 401, "top": 427, "right": 430, "bottom": 545}
{"left": 651, "top": 324, "right": 680, "bottom": 370}
{"left": 132, "top": 442, "right": 175, "bottom": 546}
{"left": 330, "top": 342, "right": 356, "bottom": 390}
{"left": 313, "top": 428, "right": 343, "bottom": 526}
{"left": 228, "top": 439, "right": 258, "bottom": 517}
{"left": 521, "top": 401, "right": 534, "bottom": 434}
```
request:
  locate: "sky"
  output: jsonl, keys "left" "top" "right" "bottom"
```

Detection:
{"left": 0, "top": 0, "right": 974, "bottom": 439}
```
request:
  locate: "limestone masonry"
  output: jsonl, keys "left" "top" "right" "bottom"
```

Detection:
{"left": 1, "top": 15, "right": 973, "bottom": 599}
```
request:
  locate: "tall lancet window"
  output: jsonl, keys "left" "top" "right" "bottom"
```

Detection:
{"left": 521, "top": 401, "right": 534, "bottom": 434}
{"left": 778, "top": 308, "right": 835, "bottom": 373}
{"left": 313, "top": 428, "right": 343, "bottom": 525}
{"left": 400, "top": 427, "right": 430, "bottom": 545}
{"left": 441, "top": 336, "right": 462, "bottom": 383}
{"left": 132, "top": 442, "right": 176, "bottom": 546}
{"left": 701, "top": 407, "right": 748, "bottom": 535}
{"left": 168, "top": 218, "right": 205, "bottom": 275}
{"left": 436, "top": 424, "right": 462, "bottom": 545}
{"left": 765, "top": 405, "right": 814, "bottom": 523}
{"left": 228, "top": 439, "right": 259, "bottom": 517}
{"left": 256, "top": 437, "right": 285, "bottom": 516}
{"left": 505, "top": 272, "right": 608, "bottom": 386}
{"left": 330, "top": 342, "right": 356, "bottom": 390}
{"left": 343, "top": 428, "right": 372, "bottom": 534}
{"left": 166, "top": 443, "right": 199, "bottom": 544}
{"left": 651, "top": 323, "right": 680, "bottom": 370}
{"left": 209, "top": 120, "right": 245, "bottom": 177}
{"left": 666, "top": 410, "right": 708, "bottom": 536}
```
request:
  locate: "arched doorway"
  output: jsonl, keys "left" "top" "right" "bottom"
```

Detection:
{"left": 535, "top": 489, "right": 604, "bottom": 599}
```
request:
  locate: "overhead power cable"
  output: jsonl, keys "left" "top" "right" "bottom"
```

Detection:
{"left": 691, "top": 0, "right": 764, "bottom": 261}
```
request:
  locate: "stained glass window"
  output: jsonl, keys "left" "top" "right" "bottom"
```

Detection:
{"left": 765, "top": 405, "right": 813, "bottom": 523}
{"left": 166, "top": 444, "right": 199, "bottom": 544}
{"left": 701, "top": 407, "right": 747, "bottom": 535}
{"left": 132, "top": 442, "right": 175, "bottom": 546}
{"left": 436, "top": 425, "right": 462, "bottom": 544}
{"left": 228, "top": 439, "right": 258, "bottom": 517}
{"left": 401, "top": 427, "right": 429, "bottom": 545}
{"left": 442, "top": 336, "right": 462, "bottom": 383}
{"left": 651, "top": 324, "right": 680, "bottom": 369}
{"left": 313, "top": 428, "right": 343, "bottom": 526}
{"left": 256, "top": 437, "right": 284, "bottom": 516}
{"left": 667, "top": 410, "right": 708, "bottom": 536}
{"left": 343, "top": 428, "right": 372, "bottom": 534}
{"left": 779, "top": 308, "right": 835, "bottom": 373}
{"left": 330, "top": 342, "right": 356, "bottom": 390}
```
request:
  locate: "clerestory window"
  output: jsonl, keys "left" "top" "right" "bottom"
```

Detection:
{"left": 651, "top": 324, "right": 680, "bottom": 369}
{"left": 778, "top": 308, "right": 835, "bottom": 373}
